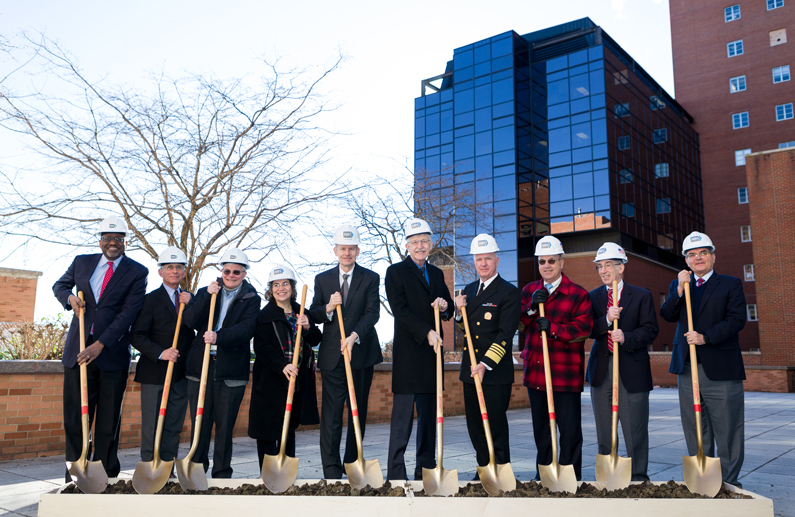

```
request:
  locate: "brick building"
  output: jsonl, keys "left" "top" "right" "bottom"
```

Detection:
{"left": 669, "top": 0, "right": 795, "bottom": 351}
{"left": 0, "top": 268, "right": 42, "bottom": 323}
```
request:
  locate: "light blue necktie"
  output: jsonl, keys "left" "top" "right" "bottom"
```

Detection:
{"left": 545, "top": 283, "right": 554, "bottom": 293}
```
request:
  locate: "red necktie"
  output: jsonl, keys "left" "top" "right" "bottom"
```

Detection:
{"left": 696, "top": 278, "right": 704, "bottom": 287}
{"left": 607, "top": 288, "right": 614, "bottom": 353}
{"left": 98, "top": 261, "right": 114, "bottom": 300}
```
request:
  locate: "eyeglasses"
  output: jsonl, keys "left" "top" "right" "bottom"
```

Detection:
{"left": 538, "top": 258, "right": 557, "bottom": 265}
{"left": 685, "top": 250, "right": 712, "bottom": 260}
{"left": 408, "top": 239, "right": 431, "bottom": 247}
{"left": 162, "top": 264, "right": 185, "bottom": 272}
{"left": 101, "top": 236, "right": 124, "bottom": 244}
{"left": 271, "top": 281, "right": 292, "bottom": 289}
{"left": 223, "top": 269, "right": 244, "bottom": 276}
{"left": 594, "top": 262, "right": 617, "bottom": 271}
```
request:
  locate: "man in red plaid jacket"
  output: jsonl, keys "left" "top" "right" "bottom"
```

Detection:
{"left": 519, "top": 235, "right": 593, "bottom": 481}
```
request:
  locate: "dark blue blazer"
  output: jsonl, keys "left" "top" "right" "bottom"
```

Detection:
{"left": 586, "top": 283, "right": 658, "bottom": 393}
{"left": 53, "top": 253, "right": 148, "bottom": 370}
{"left": 660, "top": 273, "right": 746, "bottom": 381}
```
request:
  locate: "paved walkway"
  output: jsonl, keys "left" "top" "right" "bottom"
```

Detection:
{"left": 1, "top": 388, "right": 794, "bottom": 516}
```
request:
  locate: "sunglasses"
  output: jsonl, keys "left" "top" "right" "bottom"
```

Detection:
{"left": 223, "top": 269, "right": 244, "bottom": 276}
{"left": 101, "top": 236, "right": 124, "bottom": 244}
{"left": 538, "top": 258, "right": 558, "bottom": 265}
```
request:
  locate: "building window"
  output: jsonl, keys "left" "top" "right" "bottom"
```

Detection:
{"left": 741, "top": 225, "right": 752, "bottom": 242}
{"left": 619, "top": 169, "right": 633, "bottom": 183}
{"left": 613, "top": 69, "right": 629, "bottom": 85}
{"left": 744, "top": 265, "right": 755, "bottom": 281}
{"left": 653, "top": 128, "right": 668, "bottom": 144}
{"left": 747, "top": 304, "right": 758, "bottom": 321}
{"left": 738, "top": 187, "right": 749, "bottom": 204}
{"left": 727, "top": 40, "right": 744, "bottom": 57}
{"left": 656, "top": 198, "right": 672, "bottom": 214}
{"left": 780, "top": 140, "right": 795, "bottom": 148}
{"left": 614, "top": 103, "right": 630, "bottom": 117}
{"left": 733, "top": 111, "right": 749, "bottom": 129}
{"left": 767, "top": 0, "right": 784, "bottom": 10}
{"left": 654, "top": 163, "right": 670, "bottom": 178}
{"left": 770, "top": 29, "right": 787, "bottom": 46}
{"left": 622, "top": 203, "right": 635, "bottom": 217}
{"left": 773, "top": 65, "right": 791, "bottom": 83}
{"left": 650, "top": 95, "right": 666, "bottom": 110}
{"left": 730, "top": 75, "right": 747, "bottom": 93}
{"left": 618, "top": 135, "right": 631, "bottom": 150}
{"left": 735, "top": 148, "right": 752, "bottom": 165}
{"left": 658, "top": 234, "right": 674, "bottom": 249}
{"left": 776, "top": 103, "right": 794, "bottom": 121}
{"left": 725, "top": 4, "right": 741, "bottom": 21}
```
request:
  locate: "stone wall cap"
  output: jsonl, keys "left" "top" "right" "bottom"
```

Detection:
{"left": 0, "top": 267, "right": 43, "bottom": 279}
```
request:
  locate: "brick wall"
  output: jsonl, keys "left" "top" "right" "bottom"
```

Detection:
{"left": 0, "top": 268, "right": 42, "bottom": 323}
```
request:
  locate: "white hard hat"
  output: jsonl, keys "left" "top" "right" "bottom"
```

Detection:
{"left": 535, "top": 235, "right": 564, "bottom": 256}
{"left": 267, "top": 265, "right": 295, "bottom": 283}
{"left": 404, "top": 218, "right": 433, "bottom": 240}
{"left": 219, "top": 247, "right": 250, "bottom": 269}
{"left": 682, "top": 231, "right": 715, "bottom": 256}
{"left": 333, "top": 225, "right": 360, "bottom": 246}
{"left": 594, "top": 242, "right": 627, "bottom": 264}
{"left": 96, "top": 215, "right": 128, "bottom": 236}
{"left": 470, "top": 234, "right": 500, "bottom": 254}
{"left": 157, "top": 246, "right": 188, "bottom": 266}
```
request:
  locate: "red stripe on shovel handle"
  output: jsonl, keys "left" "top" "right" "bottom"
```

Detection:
{"left": 612, "top": 405, "right": 618, "bottom": 412}
{"left": 437, "top": 417, "right": 443, "bottom": 424}
{"left": 549, "top": 412, "right": 555, "bottom": 420}
{"left": 352, "top": 409, "right": 359, "bottom": 417}
{"left": 285, "top": 403, "right": 292, "bottom": 412}
{"left": 159, "top": 408, "right": 166, "bottom": 416}
{"left": 197, "top": 408, "right": 204, "bottom": 416}
{"left": 694, "top": 404, "right": 701, "bottom": 413}
{"left": 81, "top": 406, "right": 88, "bottom": 415}
{"left": 481, "top": 412, "right": 488, "bottom": 421}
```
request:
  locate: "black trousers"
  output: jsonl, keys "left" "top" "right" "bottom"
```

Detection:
{"left": 186, "top": 361, "right": 246, "bottom": 478}
{"left": 139, "top": 378, "right": 189, "bottom": 462}
{"left": 386, "top": 393, "right": 435, "bottom": 480}
{"left": 319, "top": 356, "right": 374, "bottom": 479}
{"left": 256, "top": 430, "right": 296, "bottom": 470}
{"left": 464, "top": 382, "right": 512, "bottom": 466}
{"left": 63, "top": 361, "right": 128, "bottom": 483}
{"left": 527, "top": 388, "right": 583, "bottom": 480}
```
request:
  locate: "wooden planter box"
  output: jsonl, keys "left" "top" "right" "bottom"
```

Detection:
{"left": 38, "top": 479, "right": 773, "bottom": 516}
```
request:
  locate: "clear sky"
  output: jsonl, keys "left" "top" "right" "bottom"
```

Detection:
{"left": 0, "top": 0, "right": 674, "bottom": 340}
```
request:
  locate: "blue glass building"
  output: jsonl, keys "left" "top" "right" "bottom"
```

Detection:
{"left": 415, "top": 18, "right": 703, "bottom": 290}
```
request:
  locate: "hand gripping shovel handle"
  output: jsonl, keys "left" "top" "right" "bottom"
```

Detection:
{"left": 683, "top": 281, "right": 705, "bottom": 457}
{"left": 77, "top": 292, "right": 89, "bottom": 464}
{"left": 153, "top": 302, "right": 185, "bottom": 459}
{"left": 538, "top": 303, "right": 560, "bottom": 464}
{"left": 610, "top": 280, "right": 620, "bottom": 456}
{"left": 336, "top": 305, "right": 364, "bottom": 457}
{"left": 461, "top": 306, "right": 496, "bottom": 460}
{"left": 277, "top": 285, "right": 308, "bottom": 455}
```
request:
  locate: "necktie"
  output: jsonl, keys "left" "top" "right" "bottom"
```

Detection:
{"left": 607, "top": 288, "right": 614, "bottom": 353}
{"left": 545, "top": 283, "right": 553, "bottom": 293}
{"left": 421, "top": 266, "right": 429, "bottom": 287}
{"left": 341, "top": 274, "right": 350, "bottom": 306}
{"left": 696, "top": 278, "right": 704, "bottom": 287}
{"left": 477, "top": 282, "right": 485, "bottom": 297}
{"left": 98, "top": 261, "right": 114, "bottom": 301}
{"left": 174, "top": 289, "right": 180, "bottom": 310}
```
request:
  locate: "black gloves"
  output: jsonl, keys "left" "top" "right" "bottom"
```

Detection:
{"left": 531, "top": 288, "right": 549, "bottom": 312}
{"left": 537, "top": 317, "right": 551, "bottom": 335}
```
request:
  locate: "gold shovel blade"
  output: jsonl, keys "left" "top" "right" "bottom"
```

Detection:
{"left": 132, "top": 458, "right": 174, "bottom": 495}
{"left": 477, "top": 462, "right": 516, "bottom": 496}
{"left": 683, "top": 454, "right": 722, "bottom": 497}
{"left": 261, "top": 454, "right": 299, "bottom": 494}
{"left": 175, "top": 458, "right": 208, "bottom": 492}
{"left": 422, "top": 466, "right": 459, "bottom": 496}
{"left": 594, "top": 453, "right": 632, "bottom": 491}
{"left": 539, "top": 463, "right": 578, "bottom": 494}
{"left": 344, "top": 458, "right": 383, "bottom": 490}
{"left": 67, "top": 459, "right": 108, "bottom": 494}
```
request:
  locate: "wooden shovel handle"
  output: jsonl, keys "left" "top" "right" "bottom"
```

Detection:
{"left": 611, "top": 280, "right": 619, "bottom": 409}
{"left": 337, "top": 305, "right": 365, "bottom": 457}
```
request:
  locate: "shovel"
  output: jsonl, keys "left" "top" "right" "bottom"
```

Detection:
{"left": 133, "top": 302, "right": 186, "bottom": 494}
{"left": 176, "top": 287, "right": 219, "bottom": 492}
{"left": 421, "top": 306, "right": 459, "bottom": 496}
{"left": 66, "top": 291, "right": 109, "bottom": 494}
{"left": 537, "top": 303, "right": 578, "bottom": 494}
{"left": 594, "top": 280, "right": 632, "bottom": 490}
{"left": 261, "top": 285, "right": 308, "bottom": 493}
{"left": 337, "top": 304, "right": 383, "bottom": 489}
{"left": 460, "top": 305, "right": 515, "bottom": 496}
{"left": 682, "top": 281, "right": 722, "bottom": 497}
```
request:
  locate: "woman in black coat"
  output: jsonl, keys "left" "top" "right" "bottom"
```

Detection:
{"left": 248, "top": 266, "right": 320, "bottom": 468}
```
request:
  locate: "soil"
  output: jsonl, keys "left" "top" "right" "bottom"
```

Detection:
{"left": 61, "top": 479, "right": 752, "bottom": 499}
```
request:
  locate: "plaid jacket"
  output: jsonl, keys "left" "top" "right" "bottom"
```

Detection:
{"left": 519, "top": 273, "right": 593, "bottom": 393}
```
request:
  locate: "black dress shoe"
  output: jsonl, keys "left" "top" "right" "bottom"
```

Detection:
{"left": 471, "top": 472, "right": 480, "bottom": 482}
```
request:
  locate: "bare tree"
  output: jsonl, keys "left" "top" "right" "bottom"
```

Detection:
{"left": 346, "top": 165, "right": 493, "bottom": 316}
{"left": 0, "top": 34, "right": 351, "bottom": 290}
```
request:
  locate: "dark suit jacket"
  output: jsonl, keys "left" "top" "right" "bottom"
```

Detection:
{"left": 457, "top": 275, "right": 521, "bottom": 385}
{"left": 308, "top": 264, "right": 382, "bottom": 371}
{"left": 130, "top": 285, "right": 196, "bottom": 385}
{"left": 182, "top": 280, "right": 261, "bottom": 381}
{"left": 385, "top": 256, "right": 454, "bottom": 394}
{"left": 660, "top": 272, "right": 747, "bottom": 381}
{"left": 53, "top": 253, "right": 148, "bottom": 370}
{"left": 586, "top": 283, "right": 658, "bottom": 393}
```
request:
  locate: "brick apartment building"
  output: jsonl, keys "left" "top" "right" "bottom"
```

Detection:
{"left": 670, "top": 0, "right": 795, "bottom": 351}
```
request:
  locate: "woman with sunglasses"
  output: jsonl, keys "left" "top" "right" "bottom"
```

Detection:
{"left": 248, "top": 266, "right": 320, "bottom": 468}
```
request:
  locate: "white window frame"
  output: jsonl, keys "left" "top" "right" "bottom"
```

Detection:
{"left": 656, "top": 198, "right": 672, "bottom": 214}
{"left": 654, "top": 163, "right": 670, "bottom": 178}
{"left": 727, "top": 40, "right": 744, "bottom": 57}
{"left": 733, "top": 111, "right": 749, "bottom": 129}
{"left": 780, "top": 140, "right": 795, "bottom": 148}
{"left": 618, "top": 135, "right": 631, "bottom": 150}
{"left": 773, "top": 65, "right": 791, "bottom": 83}
{"left": 735, "top": 148, "right": 752, "bottom": 166}
{"left": 614, "top": 102, "right": 630, "bottom": 117}
{"left": 744, "top": 264, "right": 755, "bottom": 282}
{"left": 741, "top": 225, "right": 752, "bottom": 242}
{"left": 725, "top": 4, "right": 741, "bottom": 21}
{"left": 738, "top": 187, "right": 749, "bottom": 204}
{"left": 653, "top": 128, "right": 668, "bottom": 144}
{"left": 767, "top": 0, "right": 784, "bottom": 10}
{"left": 747, "top": 304, "right": 758, "bottom": 322}
{"left": 730, "top": 75, "right": 747, "bottom": 93}
{"left": 776, "top": 103, "right": 794, "bottom": 121}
